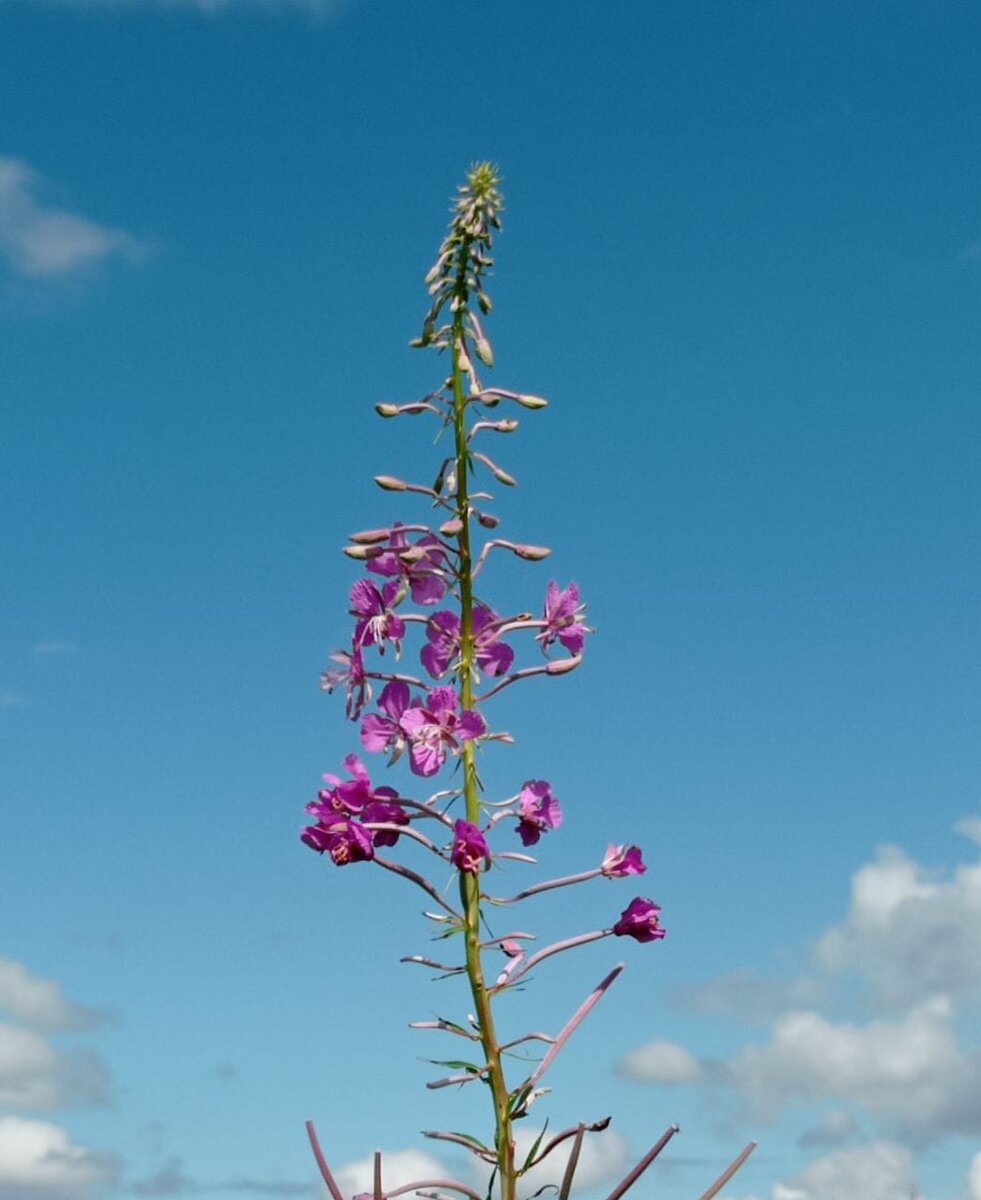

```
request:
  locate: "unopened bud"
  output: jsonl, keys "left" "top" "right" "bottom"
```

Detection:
{"left": 375, "top": 475, "right": 407, "bottom": 492}
{"left": 375, "top": 403, "right": 399, "bottom": 418}
{"left": 398, "top": 546, "right": 428, "bottom": 564}
{"left": 348, "top": 528, "right": 391, "bottom": 544}
{"left": 512, "top": 544, "right": 551, "bottom": 561}
{"left": 490, "top": 464, "right": 517, "bottom": 487}
{"left": 476, "top": 511, "right": 500, "bottom": 529}
{"left": 343, "top": 544, "right": 384, "bottom": 560}
{"left": 495, "top": 419, "right": 519, "bottom": 433}
{"left": 440, "top": 517, "right": 463, "bottom": 536}
{"left": 545, "top": 656, "right": 582, "bottom": 676}
{"left": 474, "top": 337, "right": 494, "bottom": 368}
{"left": 516, "top": 394, "right": 549, "bottom": 409}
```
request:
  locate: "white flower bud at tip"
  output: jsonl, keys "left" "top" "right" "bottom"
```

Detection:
{"left": 374, "top": 475, "right": 407, "bottom": 491}
{"left": 343, "top": 544, "right": 384, "bottom": 560}
{"left": 375, "top": 403, "right": 399, "bottom": 418}
{"left": 512, "top": 544, "right": 551, "bottom": 561}
{"left": 349, "top": 528, "right": 391, "bottom": 544}
{"left": 440, "top": 517, "right": 463, "bottom": 536}
{"left": 516, "top": 394, "right": 548, "bottom": 409}
{"left": 545, "top": 656, "right": 582, "bottom": 675}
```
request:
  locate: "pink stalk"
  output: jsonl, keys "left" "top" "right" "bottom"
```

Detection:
{"left": 695, "top": 1141, "right": 757, "bottom": 1200}
{"left": 426, "top": 1068, "right": 487, "bottom": 1089}
{"left": 603, "top": 1124, "right": 680, "bottom": 1200}
{"left": 304, "top": 1120, "right": 345, "bottom": 1200}
{"left": 557, "top": 1124, "right": 584, "bottom": 1200}
{"left": 527, "top": 964, "right": 624, "bottom": 1088}
{"left": 400, "top": 954, "right": 465, "bottom": 974}
{"left": 362, "top": 822, "right": 444, "bottom": 856}
{"left": 490, "top": 929, "right": 610, "bottom": 992}
{"left": 386, "top": 1180, "right": 483, "bottom": 1200}
{"left": 474, "top": 659, "right": 580, "bottom": 702}
{"left": 409, "top": 1020, "right": 479, "bottom": 1040}
{"left": 374, "top": 856, "right": 460, "bottom": 918}
{"left": 373, "top": 1150, "right": 382, "bottom": 1200}
{"left": 365, "top": 669, "right": 428, "bottom": 688}
{"left": 529, "top": 1117, "right": 612, "bottom": 1168}
{"left": 486, "top": 867, "right": 603, "bottom": 905}
{"left": 422, "top": 1130, "right": 496, "bottom": 1164}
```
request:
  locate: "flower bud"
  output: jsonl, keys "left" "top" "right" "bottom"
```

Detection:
{"left": 348, "top": 528, "right": 391, "bottom": 544}
{"left": 512, "top": 544, "right": 551, "bottom": 561}
{"left": 375, "top": 403, "right": 399, "bottom": 418}
{"left": 374, "top": 475, "right": 407, "bottom": 491}
{"left": 545, "top": 655, "right": 582, "bottom": 676}
{"left": 516, "top": 394, "right": 548, "bottom": 409}
{"left": 474, "top": 337, "right": 494, "bottom": 368}
{"left": 490, "top": 463, "right": 517, "bottom": 487}
{"left": 440, "top": 517, "right": 463, "bottom": 536}
{"left": 342, "top": 544, "right": 384, "bottom": 560}
{"left": 476, "top": 511, "right": 499, "bottom": 529}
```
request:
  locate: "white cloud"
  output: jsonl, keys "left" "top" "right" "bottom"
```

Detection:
{"left": 729, "top": 996, "right": 980, "bottom": 1135}
{"left": 968, "top": 1150, "right": 981, "bottom": 1200}
{"left": 797, "top": 1111, "right": 858, "bottom": 1149}
{"left": 672, "top": 972, "right": 826, "bottom": 1024}
{"left": 815, "top": 843, "right": 981, "bottom": 1007}
{"left": 771, "top": 1141, "right": 917, "bottom": 1200}
{"left": 333, "top": 1149, "right": 448, "bottom": 1197}
{"left": 616, "top": 1039, "right": 702, "bottom": 1084}
{"left": 0, "top": 959, "right": 103, "bottom": 1032}
{"left": 0, "top": 157, "right": 145, "bottom": 280}
{"left": 955, "top": 815, "right": 981, "bottom": 847}
{"left": 0, "top": 1116, "right": 118, "bottom": 1198}
{"left": 513, "top": 1126, "right": 628, "bottom": 1194}
{"left": 0, "top": 1022, "right": 109, "bottom": 1111}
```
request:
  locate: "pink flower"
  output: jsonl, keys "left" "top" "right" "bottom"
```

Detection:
{"left": 537, "top": 581, "right": 591, "bottom": 657}
{"left": 612, "top": 897, "right": 665, "bottom": 943}
{"left": 399, "top": 687, "right": 486, "bottom": 777}
{"left": 601, "top": 844, "right": 646, "bottom": 878}
{"left": 349, "top": 578, "right": 405, "bottom": 655}
{"left": 367, "top": 523, "right": 448, "bottom": 605}
{"left": 515, "top": 780, "right": 563, "bottom": 846}
{"left": 451, "top": 820, "right": 489, "bottom": 874}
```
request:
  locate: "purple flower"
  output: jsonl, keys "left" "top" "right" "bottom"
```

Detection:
{"left": 451, "top": 819, "right": 489, "bottom": 874}
{"left": 612, "top": 897, "right": 665, "bottom": 943}
{"left": 301, "top": 816, "right": 375, "bottom": 866}
{"left": 399, "top": 687, "right": 486, "bottom": 777}
{"left": 360, "top": 681, "right": 411, "bottom": 759}
{"left": 349, "top": 578, "right": 406, "bottom": 654}
{"left": 537, "top": 581, "right": 591, "bottom": 657}
{"left": 361, "top": 797, "right": 409, "bottom": 847}
{"left": 421, "top": 606, "right": 514, "bottom": 679}
{"left": 307, "top": 754, "right": 400, "bottom": 818}
{"left": 601, "top": 844, "right": 646, "bottom": 878}
{"left": 367, "top": 523, "right": 448, "bottom": 606}
{"left": 320, "top": 645, "right": 370, "bottom": 720}
{"left": 515, "top": 779, "right": 563, "bottom": 846}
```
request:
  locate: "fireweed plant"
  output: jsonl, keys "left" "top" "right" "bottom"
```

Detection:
{"left": 301, "top": 165, "right": 755, "bottom": 1200}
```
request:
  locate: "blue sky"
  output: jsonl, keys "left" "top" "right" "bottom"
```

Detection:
{"left": 2, "top": 2, "right": 981, "bottom": 1199}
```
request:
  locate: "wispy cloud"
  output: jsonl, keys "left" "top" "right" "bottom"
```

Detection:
{"left": 0, "top": 958, "right": 108, "bottom": 1033}
{"left": 130, "top": 1156, "right": 318, "bottom": 1195}
{"left": 0, "top": 1022, "right": 110, "bottom": 1111}
{"left": 32, "top": 641, "right": 76, "bottom": 658}
{"left": 0, "top": 157, "right": 147, "bottom": 281}
{"left": 0, "top": 1116, "right": 119, "bottom": 1199}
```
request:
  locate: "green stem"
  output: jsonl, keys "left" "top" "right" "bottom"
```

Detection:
{"left": 451, "top": 248, "right": 515, "bottom": 1200}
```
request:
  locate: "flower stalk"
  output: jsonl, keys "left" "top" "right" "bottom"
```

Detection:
{"left": 300, "top": 164, "right": 754, "bottom": 1200}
